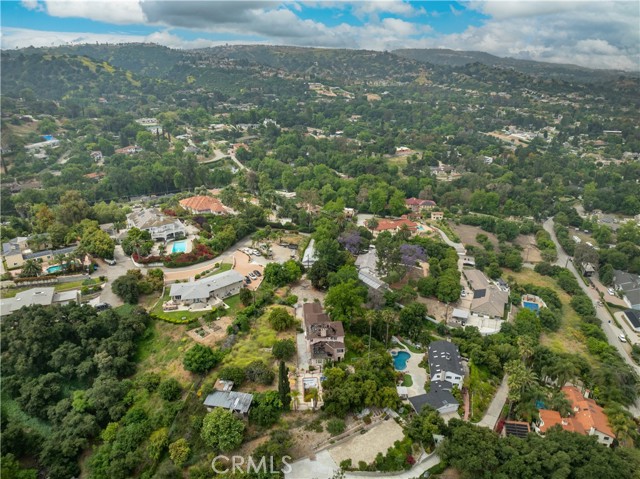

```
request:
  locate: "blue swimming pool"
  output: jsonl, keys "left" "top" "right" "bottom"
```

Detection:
{"left": 171, "top": 240, "right": 187, "bottom": 254}
{"left": 42, "top": 135, "right": 55, "bottom": 141}
{"left": 523, "top": 301, "right": 540, "bottom": 312}
{"left": 47, "top": 265, "right": 63, "bottom": 274}
{"left": 392, "top": 351, "right": 411, "bottom": 371}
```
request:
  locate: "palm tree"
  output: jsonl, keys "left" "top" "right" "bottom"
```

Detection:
{"left": 20, "top": 259, "right": 42, "bottom": 278}
{"left": 291, "top": 390, "right": 301, "bottom": 411}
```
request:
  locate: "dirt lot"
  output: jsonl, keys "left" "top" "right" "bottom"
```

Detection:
{"left": 290, "top": 278, "right": 326, "bottom": 305}
{"left": 514, "top": 234, "right": 543, "bottom": 263}
{"left": 417, "top": 296, "right": 450, "bottom": 322}
{"left": 233, "top": 251, "right": 264, "bottom": 290}
{"left": 328, "top": 419, "right": 404, "bottom": 465}
{"left": 452, "top": 224, "right": 499, "bottom": 249}
{"left": 186, "top": 315, "right": 232, "bottom": 346}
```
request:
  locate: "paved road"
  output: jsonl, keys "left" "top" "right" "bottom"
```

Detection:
{"left": 432, "top": 226, "right": 466, "bottom": 255}
{"left": 476, "top": 375, "right": 509, "bottom": 429}
{"left": 543, "top": 218, "right": 640, "bottom": 417}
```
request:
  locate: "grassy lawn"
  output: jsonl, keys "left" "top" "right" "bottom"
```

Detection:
{"left": 402, "top": 374, "right": 413, "bottom": 387}
{"left": 151, "top": 291, "right": 206, "bottom": 322}
{"left": 468, "top": 362, "right": 498, "bottom": 423}
{"left": 507, "top": 269, "right": 590, "bottom": 359}
{"left": 200, "top": 262, "right": 232, "bottom": 278}
{"left": 0, "top": 278, "right": 104, "bottom": 299}
{"left": 0, "top": 287, "right": 30, "bottom": 299}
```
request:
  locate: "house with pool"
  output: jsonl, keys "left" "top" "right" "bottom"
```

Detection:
{"left": 302, "top": 302, "right": 346, "bottom": 365}
{"left": 127, "top": 208, "right": 186, "bottom": 242}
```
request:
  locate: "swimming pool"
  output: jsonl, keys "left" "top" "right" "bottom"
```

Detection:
{"left": 42, "top": 135, "right": 55, "bottom": 141}
{"left": 171, "top": 240, "right": 187, "bottom": 254}
{"left": 303, "top": 378, "right": 318, "bottom": 389}
{"left": 46, "top": 265, "right": 63, "bottom": 274}
{"left": 392, "top": 351, "right": 411, "bottom": 371}
{"left": 523, "top": 301, "right": 540, "bottom": 312}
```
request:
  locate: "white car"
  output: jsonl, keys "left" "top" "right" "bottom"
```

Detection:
{"left": 460, "top": 290, "right": 466, "bottom": 298}
{"left": 618, "top": 334, "right": 627, "bottom": 343}
{"left": 608, "top": 288, "right": 615, "bottom": 295}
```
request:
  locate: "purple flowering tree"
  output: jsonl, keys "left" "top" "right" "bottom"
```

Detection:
{"left": 400, "top": 244, "right": 426, "bottom": 267}
{"left": 338, "top": 231, "right": 361, "bottom": 255}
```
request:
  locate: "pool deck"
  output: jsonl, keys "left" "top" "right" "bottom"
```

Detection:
{"left": 391, "top": 345, "right": 427, "bottom": 398}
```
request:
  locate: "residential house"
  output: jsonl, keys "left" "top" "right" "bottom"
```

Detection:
{"left": 0, "top": 287, "right": 80, "bottom": 317}
{"left": 179, "top": 195, "right": 229, "bottom": 215}
{"left": 428, "top": 341, "right": 464, "bottom": 387}
{"left": 127, "top": 208, "right": 186, "bottom": 242}
{"left": 622, "top": 309, "right": 640, "bottom": 332}
{"left": 405, "top": 198, "right": 437, "bottom": 213}
{"left": 115, "top": 145, "right": 142, "bottom": 155}
{"left": 464, "top": 269, "right": 509, "bottom": 320}
{"left": 409, "top": 380, "right": 459, "bottom": 415}
{"left": 581, "top": 262, "right": 596, "bottom": 277}
{"left": 90, "top": 151, "right": 103, "bottom": 161}
{"left": 431, "top": 211, "right": 444, "bottom": 221}
{"left": 2, "top": 236, "right": 30, "bottom": 269}
{"left": 168, "top": 270, "right": 244, "bottom": 306}
{"left": 534, "top": 386, "right": 615, "bottom": 447}
{"left": 302, "top": 303, "right": 346, "bottom": 365}
{"left": 373, "top": 216, "right": 418, "bottom": 237}
{"left": 203, "top": 391, "right": 253, "bottom": 416}
{"left": 23, "top": 245, "right": 77, "bottom": 263}
{"left": 613, "top": 270, "right": 640, "bottom": 310}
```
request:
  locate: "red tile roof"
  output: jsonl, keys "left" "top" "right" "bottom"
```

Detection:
{"left": 375, "top": 216, "right": 418, "bottom": 232}
{"left": 179, "top": 195, "right": 227, "bottom": 214}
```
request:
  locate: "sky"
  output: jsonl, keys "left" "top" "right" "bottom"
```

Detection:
{"left": 1, "top": 0, "right": 639, "bottom": 71}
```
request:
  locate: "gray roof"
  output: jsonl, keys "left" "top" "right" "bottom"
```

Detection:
{"left": 409, "top": 388, "right": 459, "bottom": 414}
{"left": 464, "top": 269, "right": 490, "bottom": 290}
{"left": 470, "top": 285, "right": 508, "bottom": 318}
{"left": 203, "top": 391, "right": 253, "bottom": 414}
{"left": 358, "top": 269, "right": 388, "bottom": 291}
{"left": 24, "top": 245, "right": 77, "bottom": 260}
{"left": 623, "top": 310, "right": 640, "bottom": 329}
{"left": 614, "top": 270, "right": 640, "bottom": 307}
{"left": 127, "top": 208, "right": 184, "bottom": 231}
{"left": 428, "top": 340, "right": 463, "bottom": 377}
{"left": 451, "top": 308, "right": 469, "bottom": 319}
{"left": 169, "top": 270, "right": 244, "bottom": 301}
{"left": 0, "top": 287, "right": 55, "bottom": 316}
{"left": 2, "top": 236, "right": 28, "bottom": 255}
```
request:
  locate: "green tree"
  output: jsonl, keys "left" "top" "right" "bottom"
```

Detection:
{"left": 157, "top": 378, "right": 182, "bottom": 401}
{"left": 183, "top": 345, "right": 223, "bottom": 374}
{"left": 239, "top": 287, "right": 253, "bottom": 306}
{"left": 245, "top": 360, "right": 275, "bottom": 385}
{"left": 111, "top": 274, "right": 140, "bottom": 304}
{"left": 121, "top": 228, "right": 153, "bottom": 257}
{"left": 80, "top": 226, "right": 115, "bottom": 259}
{"left": 148, "top": 427, "right": 169, "bottom": 461}
{"left": 278, "top": 360, "right": 291, "bottom": 410}
{"left": 168, "top": 438, "right": 191, "bottom": 467}
{"left": 200, "top": 408, "right": 245, "bottom": 452}
{"left": 267, "top": 307, "right": 295, "bottom": 331}
{"left": 56, "top": 190, "right": 89, "bottom": 226}
{"left": 325, "top": 279, "right": 367, "bottom": 322}
{"left": 249, "top": 391, "right": 283, "bottom": 428}
{"left": 272, "top": 339, "right": 296, "bottom": 360}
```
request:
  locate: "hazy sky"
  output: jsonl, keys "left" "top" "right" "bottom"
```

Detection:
{"left": 2, "top": 0, "right": 639, "bottom": 70}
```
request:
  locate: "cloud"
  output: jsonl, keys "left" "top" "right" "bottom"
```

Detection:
{"left": 44, "top": 0, "right": 145, "bottom": 24}
{"left": 21, "top": 0, "right": 44, "bottom": 11}
{"left": 9, "top": 0, "right": 640, "bottom": 70}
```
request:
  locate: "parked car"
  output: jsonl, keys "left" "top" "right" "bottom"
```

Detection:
{"left": 249, "top": 272, "right": 257, "bottom": 280}
{"left": 608, "top": 288, "right": 615, "bottom": 295}
{"left": 460, "top": 290, "right": 466, "bottom": 298}
{"left": 618, "top": 334, "right": 627, "bottom": 342}
{"left": 253, "top": 270, "right": 261, "bottom": 277}
{"left": 244, "top": 277, "right": 251, "bottom": 284}
{"left": 105, "top": 258, "right": 116, "bottom": 266}
{"left": 95, "top": 303, "right": 112, "bottom": 312}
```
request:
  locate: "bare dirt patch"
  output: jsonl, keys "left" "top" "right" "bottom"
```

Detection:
{"left": 186, "top": 315, "right": 232, "bottom": 346}
{"left": 514, "top": 234, "right": 543, "bottom": 263}
{"left": 452, "top": 224, "right": 499, "bottom": 249}
{"left": 328, "top": 419, "right": 404, "bottom": 466}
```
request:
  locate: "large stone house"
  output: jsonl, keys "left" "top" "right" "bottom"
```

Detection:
{"left": 302, "top": 303, "right": 346, "bottom": 365}
{"left": 127, "top": 208, "right": 186, "bottom": 242}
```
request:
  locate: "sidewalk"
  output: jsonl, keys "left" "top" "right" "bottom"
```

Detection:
{"left": 476, "top": 374, "right": 508, "bottom": 430}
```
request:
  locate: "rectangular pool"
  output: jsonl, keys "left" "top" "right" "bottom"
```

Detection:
{"left": 171, "top": 240, "right": 187, "bottom": 254}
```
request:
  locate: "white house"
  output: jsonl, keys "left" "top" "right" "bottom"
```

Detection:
{"left": 169, "top": 270, "right": 244, "bottom": 306}
{"left": 127, "top": 208, "right": 186, "bottom": 242}
{"left": 428, "top": 340, "right": 464, "bottom": 387}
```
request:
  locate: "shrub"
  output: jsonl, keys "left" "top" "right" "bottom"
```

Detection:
{"left": 267, "top": 307, "right": 295, "bottom": 331}
{"left": 245, "top": 361, "right": 275, "bottom": 385}
{"left": 158, "top": 378, "right": 182, "bottom": 401}
{"left": 218, "top": 366, "right": 246, "bottom": 385}
{"left": 183, "top": 345, "right": 224, "bottom": 374}
{"left": 327, "top": 419, "right": 346, "bottom": 436}
{"left": 168, "top": 438, "right": 191, "bottom": 467}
